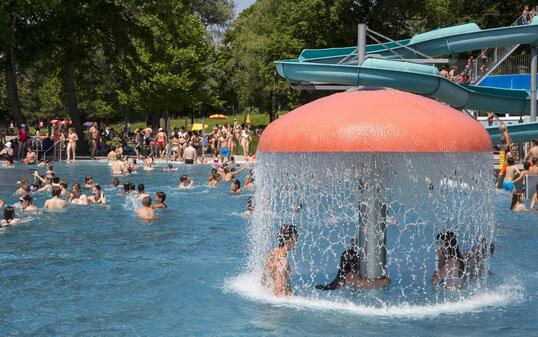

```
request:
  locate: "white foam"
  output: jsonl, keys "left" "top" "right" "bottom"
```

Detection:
{"left": 224, "top": 272, "right": 524, "bottom": 319}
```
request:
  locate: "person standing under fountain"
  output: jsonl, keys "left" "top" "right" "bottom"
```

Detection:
{"left": 261, "top": 224, "right": 298, "bottom": 297}
{"left": 432, "top": 231, "right": 465, "bottom": 289}
{"left": 315, "top": 239, "right": 390, "bottom": 290}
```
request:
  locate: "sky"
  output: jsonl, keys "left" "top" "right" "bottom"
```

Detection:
{"left": 235, "top": 0, "right": 256, "bottom": 14}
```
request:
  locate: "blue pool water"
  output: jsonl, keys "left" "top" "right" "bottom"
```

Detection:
{"left": 0, "top": 161, "right": 537, "bottom": 336}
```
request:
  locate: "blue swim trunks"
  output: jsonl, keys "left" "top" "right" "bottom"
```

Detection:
{"left": 220, "top": 147, "right": 230, "bottom": 158}
{"left": 502, "top": 181, "right": 516, "bottom": 192}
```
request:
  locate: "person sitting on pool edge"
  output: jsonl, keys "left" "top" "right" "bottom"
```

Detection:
{"left": 152, "top": 192, "right": 167, "bottom": 209}
{"left": 432, "top": 231, "right": 465, "bottom": 289}
{"left": 261, "top": 224, "right": 298, "bottom": 297}
{"left": 136, "top": 196, "right": 156, "bottom": 221}
{"left": 315, "top": 239, "right": 390, "bottom": 290}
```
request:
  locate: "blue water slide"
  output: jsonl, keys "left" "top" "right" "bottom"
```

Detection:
{"left": 299, "top": 20, "right": 538, "bottom": 63}
{"left": 275, "top": 59, "right": 532, "bottom": 115}
{"left": 486, "top": 122, "right": 538, "bottom": 144}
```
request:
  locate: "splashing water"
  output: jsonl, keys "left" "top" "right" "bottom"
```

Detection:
{"left": 239, "top": 152, "right": 497, "bottom": 311}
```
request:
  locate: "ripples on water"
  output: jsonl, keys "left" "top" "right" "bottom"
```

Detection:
{"left": 0, "top": 160, "right": 536, "bottom": 336}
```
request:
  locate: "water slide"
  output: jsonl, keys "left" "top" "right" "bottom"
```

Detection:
{"left": 275, "top": 21, "right": 538, "bottom": 142}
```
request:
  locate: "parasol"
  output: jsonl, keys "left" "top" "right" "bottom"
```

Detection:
{"left": 209, "top": 114, "right": 228, "bottom": 120}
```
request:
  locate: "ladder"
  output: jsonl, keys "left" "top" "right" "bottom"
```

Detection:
{"left": 473, "top": 15, "right": 525, "bottom": 85}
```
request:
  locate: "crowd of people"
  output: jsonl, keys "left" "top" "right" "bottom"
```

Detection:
{"left": 0, "top": 119, "right": 260, "bottom": 167}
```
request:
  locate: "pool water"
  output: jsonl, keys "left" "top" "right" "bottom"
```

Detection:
{"left": 0, "top": 161, "right": 537, "bottom": 336}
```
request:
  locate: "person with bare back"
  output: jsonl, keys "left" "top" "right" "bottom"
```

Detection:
{"left": 88, "top": 123, "right": 99, "bottom": 160}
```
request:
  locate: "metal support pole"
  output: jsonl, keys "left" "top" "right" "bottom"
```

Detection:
{"left": 358, "top": 194, "right": 387, "bottom": 279}
{"left": 522, "top": 45, "right": 538, "bottom": 160}
{"left": 357, "top": 24, "right": 366, "bottom": 66}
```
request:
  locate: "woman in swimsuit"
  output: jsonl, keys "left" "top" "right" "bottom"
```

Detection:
{"left": 240, "top": 125, "right": 251, "bottom": 157}
{"left": 432, "top": 231, "right": 465, "bottom": 289}
{"left": 1, "top": 206, "right": 32, "bottom": 227}
{"left": 510, "top": 192, "right": 527, "bottom": 212}
{"left": 66, "top": 127, "right": 78, "bottom": 161}
{"left": 69, "top": 183, "right": 88, "bottom": 205}
{"left": 261, "top": 224, "right": 298, "bottom": 297}
{"left": 88, "top": 184, "right": 107, "bottom": 204}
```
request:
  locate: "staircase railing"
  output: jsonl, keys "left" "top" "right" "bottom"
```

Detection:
{"left": 473, "top": 14, "right": 525, "bottom": 85}
{"left": 42, "top": 139, "right": 63, "bottom": 162}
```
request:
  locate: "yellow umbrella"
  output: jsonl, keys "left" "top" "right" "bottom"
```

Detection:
{"left": 209, "top": 114, "right": 228, "bottom": 120}
{"left": 190, "top": 123, "right": 207, "bottom": 131}
{"left": 244, "top": 112, "right": 251, "bottom": 124}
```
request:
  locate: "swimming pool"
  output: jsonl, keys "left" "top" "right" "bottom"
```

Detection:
{"left": 0, "top": 161, "right": 536, "bottom": 336}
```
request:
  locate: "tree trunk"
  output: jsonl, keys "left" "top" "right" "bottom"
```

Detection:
{"left": 269, "top": 91, "right": 277, "bottom": 122}
{"left": 4, "top": 46, "right": 24, "bottom": 126}
{"left": 64, "top": 49, "right": 87, "bottom": 153}
{"left": 147, "top": 110, "right": 162, "bottom": 129}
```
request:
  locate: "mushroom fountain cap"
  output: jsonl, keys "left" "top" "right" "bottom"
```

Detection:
{"left": 258, "top": 90, "right": 492, "bottom": 153}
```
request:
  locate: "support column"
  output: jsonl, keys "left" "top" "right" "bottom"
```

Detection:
{"left": 531, "top": 45, "right": 537, "bottom": 122}
{"left": 357, "top": 24, "right": 366, "bottom": 66}
{"left": 358, "top": 196, "right": 387, "bottom": 279}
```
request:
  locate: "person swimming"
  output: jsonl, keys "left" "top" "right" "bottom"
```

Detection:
{"left": 179, "top": 175, "right": 193, "bottom": 189}
{"left": 245, "top": 196, "right": 254, "bottom": 215}
{"left": 84, "top": 176, "right": 94, "bottom": 189}
{"left": 432, "top": 231, "right": 465, "bottom": 289}
{"left": 19, "top": 194, "right": 38, "bottom": 212}
{"left": 261, "top": 224, "right": 298, "bottom": 297}
{"left": 315, "top": 239, "right": 390, "bottom": 290}
{"left": 69, "top": 183, "right": 88, "bottom": 205}
{"left": 464, "top": 238, "right": 495, "bottom": 279}
{"left": 510, "top": 192, "right": 527, "bottom": 211}
{"left": 1, "top": 206, "right": 32, "bottom": 227}
{"left": 136, "top": 195, "right": 156, "bottom": 221}
{"left": 230, "top": 179, "right": 241, "bottom": 193}
{"left": 88, "top": 185, "right": 107, "bottom": 204}
{"left": 44, "top": 186, "right": 68, "bottom": 209}
{"left": 152, "top": 192, "right": 167, "bottom": 209}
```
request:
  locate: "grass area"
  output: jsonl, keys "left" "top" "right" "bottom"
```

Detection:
{"left": 118, "top": 112, "right": 272, "bottom": 133}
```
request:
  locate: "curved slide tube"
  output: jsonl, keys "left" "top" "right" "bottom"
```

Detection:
{"left": 275, "top": 60, "right": 532, "bottom": 115}
{"left": 299, "top": 21, "right": 538, "bottom": 63}
{"left": 487, "top": 122, "right": 538, "bottom": 145}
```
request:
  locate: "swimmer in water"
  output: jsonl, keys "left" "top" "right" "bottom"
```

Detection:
{"left": 244, "top": 196, "right": 254, "bottom": 216}
{"left": 19, "top": 194, "right": 38, "bottom": 212}
{"left": 122, "top": 182, "right": 134, "bottom": 195}
{"left": 1, "top": 206, "right": 32, "bottom": 227}
{"left": 230, "top": 179, "right": 241, "bottom": 193}
{"left": 136, "top": 183, "right": 150, "bottom": 201}
{"left": 88, "top": 185, "right": 107, "bottom": 204}
{"left": 152, "top": 192, "right": 167, "bottom": 209}
{"left": 179, "top": 175, "right": 193, "bottom": 189}
{"left": 261, "top": 224, "right": 298, "bottom": 297}
{"left": 244, "top": 171, "right": 254, "bottom": 189}
{"left": 69, "top": 183, "right": 88, "bottom": 205}
{"left": 112, "top": 177, "right": 120, "bottom": 188}
{"left": 15, "top": 179, "right": 30, "bottom": 196}
{"left": 44, "top": 186, "right": 68, "bottom": 209}
{"left": 136, "top": 196, "right": 156, "bottom": 221}
{"left": 464, "top": 238, "right": 495, "bottom": 279}
{"left": 432, "top": 231, "right": 465, "bottom": 289}
{"left": 315, "top": 239, "right": 390, "bottom": 290}
{"left": 84, "top": 176, "right": 94, "bottom": 189}
{"left": 59, "top": 181, "right": 69, "bottom": 196}
{"left": 510, "top": 192, "right": 527, "bottom": 212}
{"left": 143, "top": 156, "right": 154, "bottom": 171}
{"left": 111, "top": 159, "right": 125, "bottom": 176}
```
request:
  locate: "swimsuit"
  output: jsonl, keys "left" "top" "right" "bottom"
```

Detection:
{"left": 220, "top": 147, "right": 230, "bottom": 158}
{"left": 502, "top": 181, "right": 516, "bottom": 192}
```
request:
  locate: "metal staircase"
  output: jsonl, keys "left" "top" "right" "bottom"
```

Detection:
{"left": 473, "top": 15, "right": 524, "bottom": 85}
